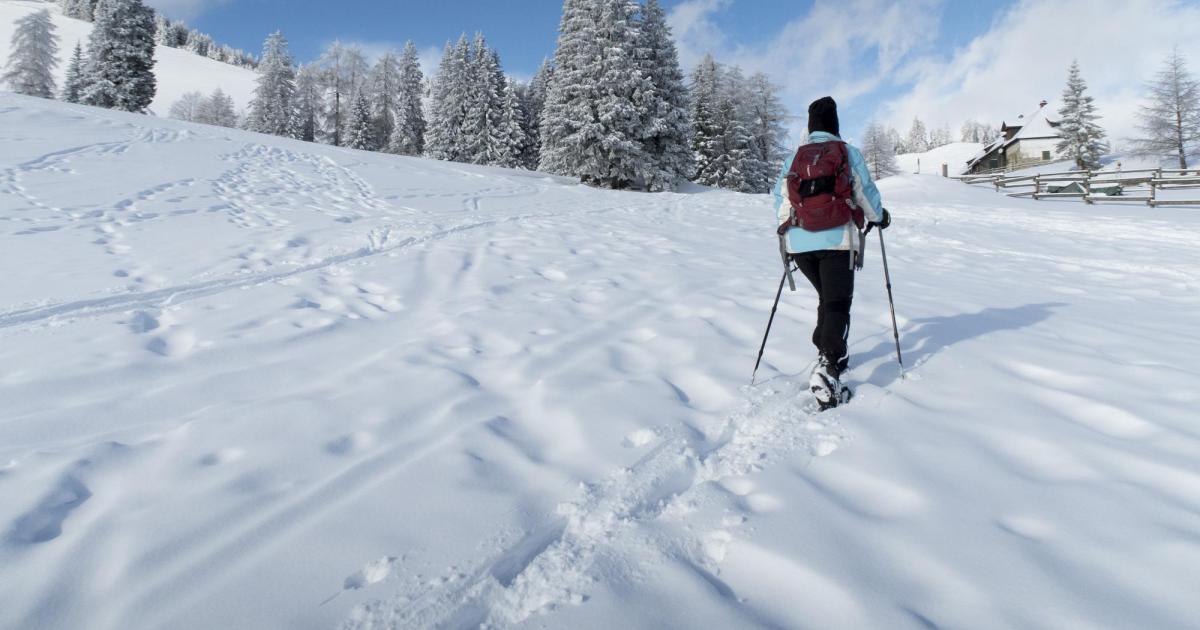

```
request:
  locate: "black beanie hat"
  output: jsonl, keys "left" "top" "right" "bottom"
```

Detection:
{"left": 808, "top": 96, "right": 839, "bottom": 136}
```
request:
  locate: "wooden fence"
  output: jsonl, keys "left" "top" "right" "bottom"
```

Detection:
{"left": 951, "top": 168, "right": 1200, "bottom": 206}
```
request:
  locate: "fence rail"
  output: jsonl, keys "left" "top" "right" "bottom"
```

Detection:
{"left": 950, "top": 167, "right": 1200, "bottom": 207}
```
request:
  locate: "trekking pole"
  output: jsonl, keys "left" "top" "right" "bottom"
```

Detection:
{"left": 877, "top": 228, "right": 904, "bottom": 371}
{"left": 751, "top": 268, "right": 789, "bottom": 386}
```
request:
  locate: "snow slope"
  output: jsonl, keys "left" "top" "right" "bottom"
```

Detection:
{"left": 0, "top": 0, "right": 257, "bottom": 115}
{"left": 2, "top": 93, "right": 1200, "bottom": 630}
{"left": 896, "top": 142, "right": 983, "bottom": 176}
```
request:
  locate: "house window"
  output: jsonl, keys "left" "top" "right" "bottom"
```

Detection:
{"left": 1042, "top": 150, "right": 1051, "bottom": 161}
{"left": 989, "top": 158, "right": 999, "bottom": 169}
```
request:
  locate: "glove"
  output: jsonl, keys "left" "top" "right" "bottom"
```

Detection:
{"left": 871, "top": 209, "right": 891, "bottom": 230}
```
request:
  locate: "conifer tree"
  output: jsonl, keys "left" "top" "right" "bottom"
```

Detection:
{"left": 293, "top": 63, "right": 325, "bottom": 142}
{"left": 906, "top": 117, "right": 928, "bottom": 153}
{"left": 540, "top": 0, "right": 606, "bottom": 182}
{"left": 462, "top": 34, "right": 504, "bottom": 164}
{"left": 61, "top": 42, "right": 87, "bottom": 103}
{"left": 489, "top": 79, "right": 528, "bottom": 168}
{"left": 247, "top": 31, "right": 296, "bottom": 137}
{"left": 368, "top": 52, "right": 401, "bottom": 151}
{"left": 3, "top": 9, "right": 59, "bottom": 99}
{"left": 521, "top": 58, "right": 552, "bottom": 168}
{"left": 427, "top": 35, "right": 473, "bottom": 161}
{"left": 636, "top": 0, "right": 692, "bottom": 191}
{"left": 741, "top": 72, "right": 788, "bottom": 193}
{"left": 1056, "top": 60, "right": 1108, "bottom": 170}
{"left": 345, "top": 92, "right": 376, "bottom": 150}
{"left": 82, "top": 0, "right": 157, "bottom": 112}
{"left": 860, "top": 122, "right": 900, "bottom": 179}
{"left": 60, "top": 0, "right": 98, "bottom": 21}
{"left": 1132, "top": 49, "right": 1200, "bottom": 169}
{"left": 388, "top": 41, "right": 426, "bottom": 156}
{"left": 201, "top": 87, "right": 238, "bottom": 127}
{"left": 541, "top": 0, "right": 646, "bottom": 188}
{"left": 690, "top": 54, "right": 722, "bottom": 186}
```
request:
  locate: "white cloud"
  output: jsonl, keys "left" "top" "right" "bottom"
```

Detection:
{"left": 876, "top": 0, "right": 1200, "bottom": 151}
{"left": 144, "top": 0, "right": 230, "bottom": 21}
{"left": 667, "top": 0, "right": 943, "bottom": 141}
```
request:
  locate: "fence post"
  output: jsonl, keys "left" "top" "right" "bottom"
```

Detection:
{"left": 1033, "top": 174, "right": 1040, "bottom": 200}
{"left": 1150, "top": 179, "right": 1156, "bottom": 207}
{"left": 1084, "top": 171, "right": 1093, "bottom": 204}
{"left": 942, "top": 163, "right": 948, "bottom": 178}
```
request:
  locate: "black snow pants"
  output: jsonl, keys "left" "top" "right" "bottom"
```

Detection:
{"left": 791, "top": 250, "right": 854, "bottom": 377}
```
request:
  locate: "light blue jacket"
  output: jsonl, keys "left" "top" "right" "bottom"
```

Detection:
{"left": 772, "top": 131, "right": 884, "bottom": 254}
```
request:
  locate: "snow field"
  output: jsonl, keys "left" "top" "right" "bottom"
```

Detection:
{"left": 1, "top": 93, "right": 1199, "bottom": 630}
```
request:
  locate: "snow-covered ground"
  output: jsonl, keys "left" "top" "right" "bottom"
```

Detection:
{"left": 2, "top": 93, "right": 1199, "bottom": 630}
{"left": 0, "top": 0, "right": 257, "bottom": 115}
{"left": 896, "top": 142, "right": 983, "bottom": 176}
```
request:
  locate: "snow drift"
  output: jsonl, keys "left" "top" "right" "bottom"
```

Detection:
{"left": 1, "top": 93, "right": 1199, "bottom": 630}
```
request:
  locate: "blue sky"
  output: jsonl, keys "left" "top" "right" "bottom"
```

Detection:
{"left": 155, "top": 0, "right": 1200, "bottom": 146}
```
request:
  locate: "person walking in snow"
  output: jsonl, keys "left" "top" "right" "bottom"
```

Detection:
{"left": 772, "top": 96, "right": 890, "bottom": 410}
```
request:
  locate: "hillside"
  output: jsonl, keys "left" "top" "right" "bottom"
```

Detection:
{"left": 2, "top": 93, "right": 1199, "bottom": 630}
{"left": 0, "top": 0, "right": 257, "bottom": 115}
{"left": 896, "top": 142, "right": 984, "bottom": 176}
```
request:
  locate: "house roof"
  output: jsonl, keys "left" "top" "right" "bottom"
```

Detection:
{"left": 965, "top": 103, "right": 1061, "bottom": 169}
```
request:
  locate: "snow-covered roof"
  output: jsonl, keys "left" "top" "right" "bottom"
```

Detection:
{"left": 965, "top": 103, "right": 1061, "bottom": 168}
{"left": 1002, "top": 103, "right": 1061, "bottom": 147}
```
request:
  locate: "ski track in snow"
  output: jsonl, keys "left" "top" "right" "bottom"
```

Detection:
{"left": 3, "top": 94, "right": 1200, "bottom": 630}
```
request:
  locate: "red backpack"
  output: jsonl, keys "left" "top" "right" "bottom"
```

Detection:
{"left": 777, "top": 140, "right": 864, "bottom": 234}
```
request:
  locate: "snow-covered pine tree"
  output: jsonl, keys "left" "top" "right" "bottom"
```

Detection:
{"left": 61, "top": 41, "right": 86, "bottom": 102}
{"left": 293, "top": 63, "right": 325, "bottom": 143}
{"left": 367, "top": 52, "right": 401, "bottom": 152}
{"left": 201, "top": 87, "right": 238, "bottom": 127}
{"left": 345, "top": 91, "right": 376, "bottom": 150}
{"left": 887, "top": 126, "right": 906, "bottom": 154}
{"left": 2, "top": 9, "right": 59, "bottom": 99}
{"left": 589, "top": 0, "right": 649, "bottom": 189}
{"left": 635, "top": 0, "right": 692, "bottom": 192}
{"left": 1132, "top": 49, "right": 1200, "bottom": 169}
{"left": 906, "top": 117, "right": 928, "bottom": 153}
{"left": 153, "top": 13, "right": 169, "bottom": 45}
{"left": 487, "top": 78, "right": 527, "bottom": 168}
{"left": 60, "top": 0, "right": 98, "bottom": 21}
{"left": 720, "top": 66, "right": 761, "bottom": 192}
{"left": 246, "top": 31, "right": 296, "bottom": 137}
{"left": 165, "top": 20, "right": 189, "bottom": 47}
{"left": 860, "top": 122, "right": 900, "bottom": 179}
{"left": 541, "top": 0, "right": 627, "bottom": 185}
{"left": 520, "top": 58, "right": 552, "bottom": 168}
{"left": 82, "top": 0, "right": 157, "bottom": 112}
{"left": 387, "top": 41, "right": 426, "bottom": 156}
{"left": 689, "top": 54, "right": 722, "bottom": 185}
{"left": 462, "top": 33, "right": 504, "bottom": 164}
{"left": 691, "top": 60, "right": 755, "bottom": 191}
{"left": 187, "top": 32, "right": 212, "bottom": 57}
{"left": 1056, "top": 60, "right": 1108, "bottom": 170}
{"left": 427, "top": 35, "right": 473, "bottom": 161}
{"left": 168, "top": 90, "right": 204, "bottom": 122}
{"left": 741, "top": 72, "right": 788, "bottom": 193}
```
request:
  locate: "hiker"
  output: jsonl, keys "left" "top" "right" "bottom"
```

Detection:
{"left": 771, "top": 96, "right": 890, "bottom": 410}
